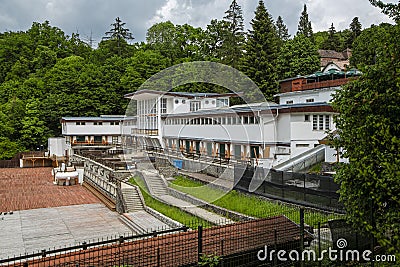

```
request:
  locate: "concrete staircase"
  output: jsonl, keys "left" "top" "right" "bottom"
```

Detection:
{"left": 121, "top": 186, "right": 144, "bottom": 212}
{"left": 141, "top": 170, "right": 168, "bottom": 196}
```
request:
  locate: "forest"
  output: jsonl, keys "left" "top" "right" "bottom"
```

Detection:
{"left": 0, "top": 0, "right": 395, "bottom": 159}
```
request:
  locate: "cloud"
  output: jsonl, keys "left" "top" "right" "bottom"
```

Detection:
{"left": 0, "top": 0, "right": 394, "bottom": 45}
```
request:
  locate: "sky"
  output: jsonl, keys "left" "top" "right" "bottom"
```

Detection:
{"left": 0, "top": 0, "right": 394, "bottom": 46}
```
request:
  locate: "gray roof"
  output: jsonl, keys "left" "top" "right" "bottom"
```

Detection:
{"left": 61, "top": 116, "right": 135, "bottom": 121}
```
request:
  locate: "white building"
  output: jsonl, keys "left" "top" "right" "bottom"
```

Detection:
{"left": 61, "top": 115, "right": 136, "bottom": 154}
{"left": 124, "top": 90, "right": 237, "bottom": 149}
{"left": 125, "top": 66, "right": 359, "bottom": 166}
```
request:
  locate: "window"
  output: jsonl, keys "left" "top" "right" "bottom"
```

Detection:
{"left": 182, "top": 99, "right": 186, "bottom": 104}
{"left": 243, "top": 116, "right": 249, "bottom": 124}
{"left": 212, "top": 100, "right": 216, "bottom": 105}
{"left": 76, "top": 136, "right": 85, "bottom": 142}
{"left": 94, "top": 122, "right": 103, "bottom": 125}
{"left": 216, "top": 98, "right": 228, "bottom": 107}
{"left": 286, "top": 100, "right": 294, "bottom": 104}
{"left": 221, "top": 117, "right": 226, "bottom": 124}
{"left": 312, "top": 115, "right": 318, "bottom": 130}
{"left": 190, "top": 101, "right": 201, "bottom": 112}
{"left": 325, "top": 115, "right": 330, "bottom": 130}
{"left": 112, "top": 136, "right": 118, "bottom": 144}
{"left": 160, "top": 98, "right": 167, "bottom": 114}
{"left": 76, "top": 122, "right": 86, "bottom": 125}
{"left": 306, "top": 98, "right": 315, "bottom": 103}
{"left": 205, "top": 100, "right": 209, "bottom": 104}
{"left": 319, "top": 115, "right": 324, "bottom": 130}
{"left": 249, "top": 116, "right": 255, "bottom": 124}
{"left": 296, "top": 144, "right": 309, "bottom": 148}
{"left": 175, "top": 99, "right": 179, "bottom": 104}
{"left": 305, "top": 115, "right": 310, "bottom": 122}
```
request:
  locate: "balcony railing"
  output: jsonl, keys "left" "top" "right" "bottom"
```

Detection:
{"left": 133, "top": 129, "right": 159, "bottom": 136}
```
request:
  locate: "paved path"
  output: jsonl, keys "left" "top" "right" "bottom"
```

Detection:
{"left": 0, "top": 203, "right": 132, "bottom": 259}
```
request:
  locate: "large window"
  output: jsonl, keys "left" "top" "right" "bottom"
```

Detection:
{"left": 190, "top": 101, "right": 201, "bottom": 112}
{"left": 160, "top": 98, "right": 167, "bottom": 114}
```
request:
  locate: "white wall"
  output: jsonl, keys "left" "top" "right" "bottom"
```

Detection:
{"left": 279, "top": 87, "right": 339, "bottom": 105}
{"left": 63, "top": 122, "right": 122, "bottom": 135}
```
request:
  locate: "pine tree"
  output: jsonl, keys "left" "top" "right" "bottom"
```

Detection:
{"left": 323, "top": 23, "right": 341, "bottom": 51}
{"left": 241, "top": 0, "right": 280, "bottom": 100}
{"left": 276, "top": 16, "right": 290, "bottom": 42}
{"left": 297, "top": 4, "right": 313, "bottom": 40}
{"left": 221, "top": 0, "right": 245, "bottom": 69}
{"left": 347, "top": 17, "right": 362, "bottom": 48}
{"left": 103, "top": 17, "right": 134, "bottom": 56}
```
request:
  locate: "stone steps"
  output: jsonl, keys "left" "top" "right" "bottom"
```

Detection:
{"left": 121, "top": 187, "right": 145, "bottom": 213}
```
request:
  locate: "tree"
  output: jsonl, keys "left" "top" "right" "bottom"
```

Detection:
{"left": 348, "top": 17, "right": 362, "bottom": 47}
{"left": 241, "top": 0, "right": 280, "bottom": 99}
{"left": 276, "top": 34, "right": 320, "bottom": 80}
{"left": 350, "top": 23, "right": 393, "bottom": 69}
{"left": 332, "top": 24, "right": 400, "bottom": 254}
{"left": 103, "top": 17, "right": 134, "bottom": 56}
{"left": 323, "top": 23, "right": 341, "bottom": 51}
{"left": 20, "top": 99, "right": 50, "bottom": 149}
{"left": 203, "top": 19, "right": 230, "bottom": 61}
{"left": 221, "top": 0, "right": 245, "bottom": 68}
{"left": 0, "top": 137, "right": 23, "bottom": 160}
{"left": 276, "top": 16, "right": 290, "bottom": 44}
{"left": 297, "top": 4, "right": 313, "bottom": 40}
{"left": 369, "top": 0, "right": 400, "bottom": 23}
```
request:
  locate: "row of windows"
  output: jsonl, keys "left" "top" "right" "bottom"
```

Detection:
{"left": 286, "top": 98, "right": 315, "bottom": 104}
{"left": 75, "top": 122, "right": 120, "bottom": 126}
{"left": 310, "top": 115, "right": 330, "bottom": 130}
{"left": 165, "top": 115, "right": 260, "bottom": 126}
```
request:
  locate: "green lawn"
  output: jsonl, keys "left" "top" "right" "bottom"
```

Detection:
{"left": 170, "top": 176, "right": 342, "bottom": 226}
{"left": 128, "top": 177, "right": 212, "bottom": 228}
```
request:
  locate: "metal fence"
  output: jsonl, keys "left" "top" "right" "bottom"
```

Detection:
{"left": 234, "top": 165, "right": 343, "bottom": 212}
{"left": 0, "top": 207, "right": 380, "bottom": 267}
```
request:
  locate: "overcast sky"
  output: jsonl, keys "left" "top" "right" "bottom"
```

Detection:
{"left": 0, "top": 0, "right": 394, "bottom": 46}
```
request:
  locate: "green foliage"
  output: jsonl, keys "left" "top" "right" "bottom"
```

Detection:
{"left": 322, "top": 23, "right": 341, "bottom": 51}
{"left": 221, "top": 0, "right": 245, "bottom": 69}
{"left": 0, "top": 137, "right": 23, "bottom": 160}
{"left": 241, "top": 0, "right": 279, "bottom": 100}
{"left": 297, "top": 4, "right": 314, "bottom": 41}
{"left": 369, "top": 0, "right": 400, "bottom": 23}
{"left": 351, "top": 23, "right": 394, "bottom": 69}
{"left": 276, "top": 16, "right": 290, "bottom": 45}
{"left": 20, "top": 99, "right": 50, "bottom": 149}
{"left": 276, "top": 34, "right": 320, "bottom": 79}
{"left": 170, "top": 176, "right": 342, "bottom": 226}
{"left": 102, "top": 17, "right": 134, "bottom": 57}
{"left": 347, "top": 17, "right": 362, "bottom": 48}
{"left": 331, "top": 24, "right": 400, "bottom": 254}
{"left": 199, "top": 254, "right": 221, "bottom": 267}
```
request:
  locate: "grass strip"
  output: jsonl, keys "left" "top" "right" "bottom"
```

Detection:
{"left": 170, "top": 176, "right": 342, "bottom": 226}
